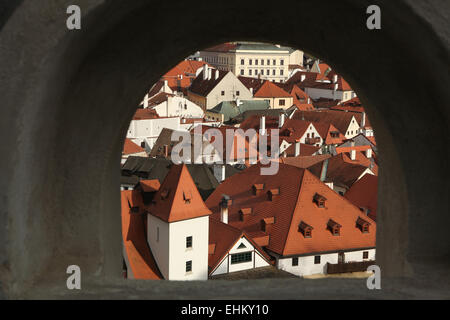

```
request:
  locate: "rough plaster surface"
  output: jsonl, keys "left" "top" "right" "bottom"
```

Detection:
{"left": 0, "top": 0, "right": 448, "bottom": 299}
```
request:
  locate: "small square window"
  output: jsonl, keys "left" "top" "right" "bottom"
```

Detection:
{"left": 280, "top": 70, "right": 284, "bottom": 76}
{"left": 280, "top": 59, "right": 284, "bottom": 65}
{"left": 186, "top": 236, "right": 192, "bottom": 248}
{"left": 292, "top": 257, "right": 299, "bottom": 266}
{"left": 255, "top": 60, "right": 258, "bottom": 65}
{"left": 186, "top": 260, "right": 192, "bottom": 272}
{"left": 272, "top": 69, "right": 276, "bottom": 76}
{"left": 363, "top": 251, "right": 369, "bottom": 259}
{"left": 273, "top": 59, "right": 276, "bottom": 65}
{"left": 240, "top": 69, "right": 244, "bottom": 75}
{"left": 279, "top": 99, "right": 285, "bottom": 106}
{"left": 221, "top": 91, "right": 225, "bottom": 96}
{"left": 249, "top": 70, "right": 252, "bottom": 76}
{"left": 236, "top": 91, "right": 240, "bottom": 96}
{"left": 314, "top": 256, "right": 321, "bottom": 264}
{"left": 249, "top": 59, "right": 252, "bottom": 65}
{"left": 261, "top": 59, "right": 264, "bottom": 65}
{"left": 267, "top": 59, "right": 270, "bottom": 65}
{"left": 241, "top": 59, "right": 244, "bottom": 65}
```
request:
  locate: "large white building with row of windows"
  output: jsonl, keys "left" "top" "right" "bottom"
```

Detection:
{"left": 199, "top": 42, "right": 303, "bottom": 83}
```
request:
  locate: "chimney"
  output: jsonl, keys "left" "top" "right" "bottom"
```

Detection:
{"left": 361, "top": 112, "right": 366, "bottom": 128}
{"left": 320, "top": 158, "right": 329, "bottom": 181}
{"left": 366, "top": 148, "right": 372, "bottom": 159}
{"left": 301, "top": 74, "right": 306, "bottom": 82}
{"left": 203, "top": 65, "right": 208, "bottom": 80}
{"left": 295, "top": 139, "right": 301, "bottom": 156}
{"left": 215, "top": 69, "right": 219, "bottom": 80}
{"left": 333, "top": 74, "right": 338, "bottom": 83}
{"left": 333, "top": 83, "right": 338, "bottom": 91}
{"left": 214, "top": 164, "right": 226, "bottom": 182}
{"left": 260, "top": 116, "right": 266, "bottom": 135}
{"left": 279, "top": 113, "right": 285, "bottom": 128}
{"left": 163, "top": 144, "right": 169, "bottom": 158}
{"left": 350, "top": 141, "right": 356, "bottom": 160}
{"left": 163, "top": 80, "right": 168, "bottom": 89}
{"left": 250, "top": 87, "right": 253, "bottom": 96}
{"left": 307, "top": 97, "right": 311, "bottom": 104}
{"left": 143, "top": 93, "right": 149, "bottom": 108}
{"left": 220, "top": 195, "right": 231, "bottom": 224}
{"left": 208, "top": 68, "right": 212, "bottom": 80}
{"left": 180, "top": 74, "right": 183, "bottom": 80}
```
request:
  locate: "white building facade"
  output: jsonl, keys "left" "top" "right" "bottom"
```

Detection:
{"left": 276, "top": 248, "right": 376, "bottom": 277}
{"left": 147, "top": 214, "right": 210, "bottom": 281}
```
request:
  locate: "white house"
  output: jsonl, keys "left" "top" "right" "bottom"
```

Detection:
{"left": 126, "top": 109, "right": 182, "bottom": 152}
{"left": 145, "top": 92, "right": 205, "bottom": 119}
{"left": 146, "top": 164, "right": 212, "bottom": 281}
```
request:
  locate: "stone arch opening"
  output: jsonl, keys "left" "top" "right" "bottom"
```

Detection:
{"left": 0, "top": 0, "right": 448, "bottom": 298}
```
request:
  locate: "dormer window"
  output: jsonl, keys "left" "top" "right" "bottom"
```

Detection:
{"left": 239, "top": 208, "right": 252, "bottom": 221}
{"left": 267, "top": 188, "right": 279, "bottom": 201}
{"left": 261, "top": 217, "right": 275, "bottom": 232}
{"left": 356, "top": 217, "right": 371, "bottom": 233}
{"left": 327, "top": 219, "right": 342, "bottom": 236}
{"left": 183, "top": 191, "right": 192, "bottom": 204}
{"left": 298, "top": 221, "right": 313, "bottom": 238}
{"left": 252, "top": 184, "right": 264, "bottom": 195}
{"left": 160, "top": 188, "right": 170, "bottom": 200}
{"left": 313, "top": 193, "right": 327, "bottom": 208}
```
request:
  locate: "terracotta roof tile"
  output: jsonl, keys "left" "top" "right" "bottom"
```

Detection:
{"left": 205, "top": 164, "right": 375, "bottom": 256}
{"left": 148, "top": 164, "right": 212, "bottom": 223}
{"left": 254, "top": 81, "right": 291, "bottom": 98}
{"left": 121, "top": 191, "right": 163, "bottom": 279}
{"left": 344, "top": 173, "right": 378, "bottom": 221}
{"left": 123, "top": 138, "right": 146, "bottom": 155}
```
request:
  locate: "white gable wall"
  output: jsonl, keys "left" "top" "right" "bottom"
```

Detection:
{"left": 210, "top": 236, "right": 270, "bottom": 276}
{"left": 168, "top": 216, "right": 209, "bottom": 281}
{"left": 344, "top": 116, "right": 361, "bottom": 139}
{"left": 147, "top": 214, "right": 170, "bottom": 280}
{"left": 152, "top": 96, "right": 205, "bottom": 118}
{"left": 299, "top": 123, "right": 323, "bottom": 146}
{"left": 206, "top": 72, "right": 252, "bottom": 109}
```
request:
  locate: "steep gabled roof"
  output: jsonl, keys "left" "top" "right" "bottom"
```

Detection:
{"left": 208, "top": 219, "right": 272, "bottom": 273}
{"left": 149, "top": 164, "right": 212, "bottom": 223}
{"left": 121, "top": 190, "right": 162, "bottom": 279}
{"left": 308, "top": 153, "right": 374, "bottom": 189}
{"left": 292, "top": 110, "right": 358, "bottom": 134}
{"left": 205, "top": 164, "right": 376, "bottom": 256}
{"left": 344, "top": 173, "right": 378, "bottom": 221}
{"left": 123, "top": 138, "right": 146, "bottom": 155}
{"left": 254, "top": 81, "right": 292, "bottom": 98}
{"left": 188, "top": 69, "right": 228, "bottom": 97}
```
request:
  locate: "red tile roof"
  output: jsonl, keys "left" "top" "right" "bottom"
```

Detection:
{"left": 139, "top": 179, "right": 161, "bottom": 193}
{"left": 292, "top": 110, "right": 358, "bottom": 135}
{"left": 123, "top": 138, "right": 146, "bottom": 155}
{"left": 121, "top": 190, "right": 163, "bottom": 279}
{"left": 280, "top": 154, "right": 332, "bottom": 168}
{"left": 254, "top": 81, "right": 291, "bottom": 98}
{"left": 344, "top": 173, "right": 378, "bottom": 221}
{"left": 312, "top": 122, "right": 346, "bottom": 145}
{"left": 133, "top": 108, "right": 160, "bottom": 120}
{"left": 188, "top": 69, "right": 228, "bottom": 97}
{"left": 148, "top": 164, "right": 212, "bottom": 223}
{"left": 162, "top": 60, "right": 211, "bottom": 90}
{"left": 279, "top": 118, "right": 315, "bottom": 143}
{"left": 208, "top": 218, "right": 272, "bottom": 273}
{"left": 203, "top": 42, "right": 238, "bottom": 52}
{"left": 205, "top": 164, "right": 376, "bottom": 256}
{"left": 282, "top": 143, "right": 320, "bottom": 157}
{"left": 307, "top": 152, "right": 377, "bottom": 189}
